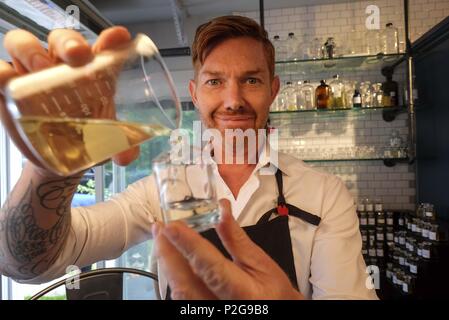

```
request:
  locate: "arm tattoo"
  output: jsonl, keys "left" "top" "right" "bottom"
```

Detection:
{"left": 1, "top": 176, "right": 81, "bottom": 277}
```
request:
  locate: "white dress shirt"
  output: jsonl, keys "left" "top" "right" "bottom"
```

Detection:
{"left": 19, "top": 152, "right": 378, "bottom": 300}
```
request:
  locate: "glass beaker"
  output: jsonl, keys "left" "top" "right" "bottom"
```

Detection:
{"left": 152, "top": 150, "right": 219, "bottom": 232}
{"left": 4, "top": 34, "right": 182, "bottom": 176}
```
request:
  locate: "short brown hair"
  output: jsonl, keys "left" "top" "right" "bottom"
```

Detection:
{"left": 192, "top": 15, "right": 275, "bottom": 78}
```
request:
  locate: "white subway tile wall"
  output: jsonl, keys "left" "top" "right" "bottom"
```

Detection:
{"left": 235, "top": 0, "right": 449, "bottom": 211}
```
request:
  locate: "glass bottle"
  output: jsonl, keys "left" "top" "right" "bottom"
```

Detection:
{"left": 273, "top": 35, "right": 287, "bottom": 61}
{"left": 375, "top": 200, "right": 385, "bottom": 225}
{"left": 315, "top": 80, "right": 331, "bottom": 109}
{"left": 376, "top": 242, "right": 385, "bottom": 258}
{"left": 344, "top": 80, "right": 356, "bottom": 108}
{"left": 368, "top": 229, "right": 376, "bottom": 245}
{"left": 386, "top": 226, "right": 394, "bottom": 242}
{"left": 282, "top": 81, "right": 297, "bottom": 111}
{"left": 360, "top": 81, "right": 372, "bottom": 108}
{"left": 428, "top": 223, "right": 439, "bottom": 242}
{"left": 286, "top": 32, "right": 300, "bottom": 61}
{"left": 310, "top": 37, "right": 324, "bottom": 59}
{"left": 365, "top": 29, "right": 381, "bottom": 55}
{"left": 368, "top": 243, "right": 377, "bottom": 257}
{"left": 324, "top": 37, "right": 336, "bottom": 59}
{"left": 329, "top": 74, "right": 345, "bottom": 109}
{"left": 376, "top": 226, "right": 385, "bottom": 242}
{"left": 381, "top": 75, "right": 399, "bottom": 107}
{"left": 386, "top": 211, "right": 394, "bottom": 226}
{"left": 360, "top": 211, "right": 368, "bottom": 228}
{"left": 361, "top": 229, "right": 368, "bottom": 242}
{"left": 421, "top": 241, "right": 431, "bottom": 259}
{"left": 383, "top": 22, "right": 399, "bottom": 54}
{"left": 398, "top": 212, "right": 405, "bottom": 227}
{"left": 372, "top": 83, "right": 383, "bottom": 107}
{"left": 368, "top": 212, "right": 376, "bottom": 228}
{"left": 409, "top": 255, "right": 419, "bottom": 274}
{"left": 353, "top": 89, "right": 362, "bottom": 108}
{"left": 300, "top": 80, "right": 315, "bottom": 110}
{"left": 295, "top": 81, "right": 305, "bottom": 110}
{"left": 274, "top": 83, "right": 287, "bottom": 111}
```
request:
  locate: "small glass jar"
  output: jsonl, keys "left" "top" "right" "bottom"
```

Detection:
{"left": 402, "top": 275, "right": 411, "bottom": 294}
{"left": 421, "top": 241, "right": 431, "bottom": 259}
{"left": 398, "top": 231, "right": 406, "bottom": 247}
{"left": 362, "top": 242, "right": 368, "bottom": 256}
{"left": 361, "top": 230, "right": 368, "bottom": 242}
{"left": 411, "top": 218, "right": 418, "bottom": 233}
{"left": 398, "top": 251, "right": 406, "bottom": 266}
{"left": 423, "top": 203, "right": 436, "bottom": 222}
{"left": 368, "top": 229, "right": 376, "bottom": 245}
{"left": 417, "top": 242, "right": 423, "bottom": 257}
{"left": 409, "top": 255, "right": 419, "bottom": 274}
{"left": 376, "top": 242, "right": 385, "bottom": 258}
{"left": 359, "top": 211, "right": 368, "bottom": 227}
{"left": 393, "top": 232, "right": 399, "bottom": 245}
{"left": 376, "top": 211, "right": 385, "bottom": 226}
{"left": 368, "top": 212, "right": 376, "bottom": 227}
{"left": 398, "top": 213, "right": 405, "bottom": 227}
{"left": 415, "top": 219, "right": 422, "bottom": 235}
{"left": 386, "top": 262, "right": 393, "bottom": 279}
{"left": 386, "top": 212, "right": 394, "bottom": 226}
{"left": 395, "top": 270, "right": 404, "bottom": 288}
{"left": 376, "top": 227, "right": 385, "bottom": 242}
{"left": 368, "top": 245, "right": 377, "bottom": 257}
{"left": 405, "top": 215, "right": 412, "bottom": 231}
{"left": 392, "top": 248, "right": 400, "bottom": 265}
{"left": 421, "top": 221, "right": 430, "bottom": 239}
{"left": 392, "top": 268, "right": 400, "bottom": 286}
{"left": 409, "top": 238, "right": 416, "bottom": 254}
{"left": 404, "top": 252, "right": 411, "bottom": 268}
{"left": 428, "top": 223, "right": 439, "bottom": 241}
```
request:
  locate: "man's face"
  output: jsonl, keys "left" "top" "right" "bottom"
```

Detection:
{"left": 189, "top": 37, "right": 280, "bottom": 135}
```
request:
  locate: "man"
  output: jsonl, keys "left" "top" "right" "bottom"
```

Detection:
{"left": 0, "top": 16, "right": 377, "bottom": 300}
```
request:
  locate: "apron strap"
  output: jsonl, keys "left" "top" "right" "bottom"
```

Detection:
{"left": 257, "top": 169, "right": 321, "bottom": 226}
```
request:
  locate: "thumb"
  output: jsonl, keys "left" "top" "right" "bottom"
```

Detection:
{"left": 216, "top": 199, "right": 269, "bottom": 266}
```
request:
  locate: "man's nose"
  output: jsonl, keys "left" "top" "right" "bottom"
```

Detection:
{"left": 223, "top": 81, "right": 245, "bottom": 111}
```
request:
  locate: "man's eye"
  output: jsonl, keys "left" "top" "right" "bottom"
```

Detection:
{"left": 206, "top": 79, "right": 220, "bottom": 86}
{"left": 247, "top": 78, "right": 259, "bottom": 84}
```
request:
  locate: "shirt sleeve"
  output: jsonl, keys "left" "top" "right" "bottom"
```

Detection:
{"left": 309, "top": 175, "right": 379, "bottom": 300}
{"left": 16, "top": 175, "right": 162, "bottom": 284}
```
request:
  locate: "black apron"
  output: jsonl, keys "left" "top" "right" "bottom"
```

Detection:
{"left": 165, "top": 169, "right": 321, "bottom": 299}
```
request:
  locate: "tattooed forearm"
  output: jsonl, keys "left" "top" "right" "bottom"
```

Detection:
{"left": 37, "top": 177, "right": 81, "bottom": 216}
{"left": 0, "top": 175, "right": 81, "bottom": 279}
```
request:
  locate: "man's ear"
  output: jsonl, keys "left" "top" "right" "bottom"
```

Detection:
{"left": 189, "top": 79, "right": 198, "bottom": 109}
{"left": 270, "top": 75, "right": 280, "bottom": 103}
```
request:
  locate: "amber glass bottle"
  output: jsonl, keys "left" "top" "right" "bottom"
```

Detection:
{"left": 315, "top": 80, "right": 330, "bottom": 109}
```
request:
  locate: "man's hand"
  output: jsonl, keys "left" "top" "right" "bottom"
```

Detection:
{"left": 153, "top": 199, "right": 304, "bottom": 300}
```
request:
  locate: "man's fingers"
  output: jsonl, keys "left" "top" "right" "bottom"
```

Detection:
{"left": 92, "top": 26, "right": 131, "bottom": 53}
{"left": 0, "top": 60, "right": 17, "bottom": 90}
{"left": 153, "top": 223, "right": 216, "bottom": 300}
{"left": 3, "top": 29, "right": 52, "bottom": 73}
{"left": 47, "top": 28, "right": 93, "bottom": 66}
{"left": 162, "top": 221, "right": 253, "bottom": 299}
{"left": 216, "top": 199, "right": 269, "bottom": 268}
{"left": 112, "top": 145, "right": 140, "bottom": 166}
